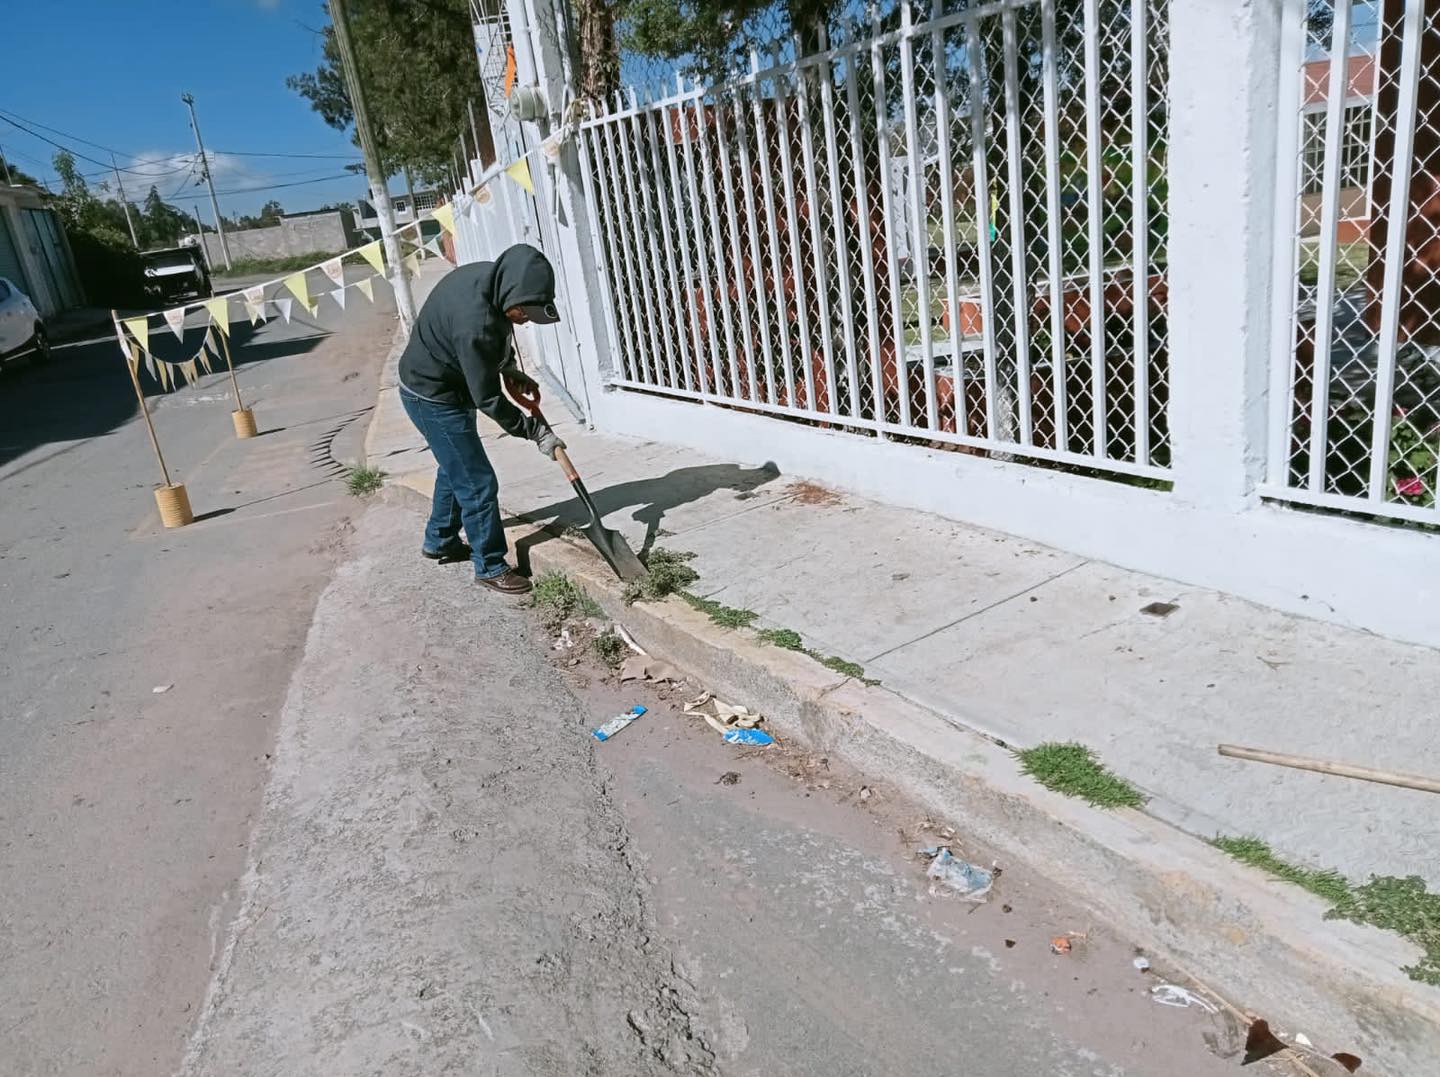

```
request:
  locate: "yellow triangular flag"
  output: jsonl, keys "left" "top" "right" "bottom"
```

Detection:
{"left": 432, "top": 202, "right": 455, "bottom": 235}
{"left": 203, "top": 297, "right": 230, "bottom": 336}
{"left": 356, "top": 277, "right": 374, "bottom": 303}
{"left": 184, "top": 359, "right": 199, "bottom": 383}
{"left": 358, "top": 240, "right": 384, "bottom": 274}
{"left": 504, "top": 158, "right": 534, "bottom": 194}
{"left": 404, "top": 252, "right": 421, "bottom": 279}
{"left": 123, "top": 316, "right": 149, "bottom": 354}
{"left": 283, "top": 271, "right": 310, "bottom": 308}
{"left": 156, "top": 360, "right": 170, "bottom": 391}
{"left": 123, "top": 339, "right": 139, "bottom": 373}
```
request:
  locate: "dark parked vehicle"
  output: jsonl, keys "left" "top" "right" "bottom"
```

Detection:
{"left": 141, "top": 246, "right": 211, "bottom": 304}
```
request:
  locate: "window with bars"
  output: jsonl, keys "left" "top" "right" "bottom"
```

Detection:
{"left": 1301, "top": 100, "right": 1373, "bottom": 195}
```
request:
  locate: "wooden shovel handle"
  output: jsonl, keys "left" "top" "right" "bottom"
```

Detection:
{"left": 554, "top": 444, "right": 579, "bottom": 483}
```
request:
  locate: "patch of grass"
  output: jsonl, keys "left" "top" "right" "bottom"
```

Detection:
{"left": 591, "top": 628, "right": 626, "bottom": 668}
{"left": 623, "top": 547, "right": 700, "bottom": 604}
{"left": 1212, "top": 836, "right": 1440, "bottom": 985}
{"left": 345, "top": 465, "right": 385, "bottom": 496}
{"left": 1332, "top": 875, "right": 1440, "bottom": 986}
{"left": 818, "top": 654, "right": 868, "bottom": 680}
{"left": 1016, "top": 742, "right": 1147, "bottom": 809}
{"left": 531, "top": 571, "right": 603, "bottom": 627}
{"left": 1211, "top": 836, "right": 1352, "bottom": 904}
{"left": 681, "top": 592, "right": 759, "bottom": 629}
{"left": 757, "top": 627, "right": 805, "bottom": 650}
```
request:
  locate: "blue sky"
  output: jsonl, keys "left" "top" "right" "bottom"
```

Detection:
{"left": 0, "top": 1, "right": 368, "bottom": 218}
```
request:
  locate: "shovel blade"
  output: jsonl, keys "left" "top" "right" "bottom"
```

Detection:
{"left": 584, "top": 519, "right": 647, "bottom": 582}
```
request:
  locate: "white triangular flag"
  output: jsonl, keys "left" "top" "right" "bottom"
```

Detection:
{"left": 163, "top": 306, "right": 186, "bottom": 340}
{"left": 331, "top": 287, "right": 346, "bottom": 310}
{"left": 425, "top": 236, "right": 444, "bottom": 258}
{"left": 275, "top": 297, "right": 293, "bottom": 324}
{"left": 321, "top": 257, "right": 345, "bottom": 287}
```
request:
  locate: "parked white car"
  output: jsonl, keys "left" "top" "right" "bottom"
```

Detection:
{"left": 0, "top": 277, "right": 49, "bottom": 367}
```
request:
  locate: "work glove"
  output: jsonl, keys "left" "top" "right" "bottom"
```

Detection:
{"left": 534, "top": 423, "right": 566, "bottom": 460}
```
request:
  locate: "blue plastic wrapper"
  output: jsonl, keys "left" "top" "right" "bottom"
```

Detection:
{"left": 592, "top": 705, "right": 647, "bottom": 742}
{"left": 722, "top": 727, "right": 774, "bottom": 746}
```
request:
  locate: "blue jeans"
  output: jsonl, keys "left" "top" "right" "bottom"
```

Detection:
{"left": 400, "top": 386, "right": 511, "bottom": 579}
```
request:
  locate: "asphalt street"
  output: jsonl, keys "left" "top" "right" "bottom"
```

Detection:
{"left": 0, "top": 285, "right": 398, "bottom": 1076}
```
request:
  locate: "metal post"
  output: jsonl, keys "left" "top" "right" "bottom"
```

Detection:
{"left": 181, "top": 92, "right": 232, "bottom": 272}
{"left": 111, "top": 154, "right": 140, "bottom": 249}
{"left": 329, "top": 0, "right": 416, "bottom": 331}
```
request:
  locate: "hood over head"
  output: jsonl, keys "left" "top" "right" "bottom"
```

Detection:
{"left": 489, "top": 244, "right": 556, "bottom": 314}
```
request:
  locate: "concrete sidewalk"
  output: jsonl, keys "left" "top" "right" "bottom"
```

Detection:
{"left": 369, "top": 359, "right": 1437, "bottom": 892}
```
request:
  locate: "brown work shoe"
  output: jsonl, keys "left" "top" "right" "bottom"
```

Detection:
{"left": 474, "top": 568, "right": 532, "bottom": 594}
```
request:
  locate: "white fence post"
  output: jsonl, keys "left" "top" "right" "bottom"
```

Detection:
{"left": 1166, "top": 0, "right": 1283, "bottom": 510}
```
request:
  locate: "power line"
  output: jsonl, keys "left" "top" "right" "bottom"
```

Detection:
{"left": 0, "top": 107, "right": 134, "bottom": 158}
{"left": 213, "top": 148, "right": 363, "bottom": 160}
{"left": 0, "top": 112, "right": 179, "bottom": 177}
{"left": 209, "top": 173, "right": 357, "bottom": 196}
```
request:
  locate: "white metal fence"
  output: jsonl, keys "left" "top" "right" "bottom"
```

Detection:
{"left": 1266, "top": 0, "right": 1440, "bottom": 524}
{"left": 579, "top": 0, "right": 1170, "bottom": 479}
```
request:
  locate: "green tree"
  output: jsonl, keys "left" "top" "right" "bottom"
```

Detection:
{"left": 287, "top": 0, "right": 491, "bottom": 183}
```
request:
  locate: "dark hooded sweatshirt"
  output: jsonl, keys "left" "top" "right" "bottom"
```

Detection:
{"left": 397, "top": 243, "right": 554, "bottom": 439}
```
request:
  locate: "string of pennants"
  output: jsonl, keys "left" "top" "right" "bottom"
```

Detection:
{"left": 114, "top": 112, "right": 576, "bottom": 392}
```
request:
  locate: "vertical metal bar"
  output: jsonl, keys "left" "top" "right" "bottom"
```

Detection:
{"left": 642, "top": 103, "right": 695, "bottom": 393}
{"left": 625, "top": 89, "right": 681, "bottom": 390}
{"left": 734, "top": 72, "right": 776, "bottom": 405}
{"left": 714, "top": 91, "right": 760, "bottom": 403}
{"left": 900, "top": 0, "right": 938, "bottom": 428}
{"left": 1266, "top": 0, "right": 1308, "bottom": 484}
{"left": 1040, "top": 0, "right": 1068, "bottom": 450}
{"left": 1002, "top": 7, "right": 1034, "bottom": 444}
{"left": 610, "top": 94, "right": 666, "bottom": 384}
{"left": 660, "top": 95, "right": 706, "bottom": 395}
{"left": 1306, "top": 0, "right": 1354, "bottom": 491}
{"left": 598, "top": 112, "right": 651, "bottom": 382}
{"left": 696, "top": 93, "right": 742, "bottom": 398}
{"left": 874, "top": 10, "right": 911, "bottom": 427}
{"left": 1082, "top": 0, "right": 1107, "bottom": 457}
{"left": 819, "top": 37, "right": 861, "bottom": 417}
{"left": 966, "top": 15, "right": 1001, "bottom": 440}
{"left": 846, "top": 21, "right": 888, "bottom": 431}
{"left": 752, "top": 51, "right": 792, "bottom": 407}
{"left": 586, "top": 119, "right": 639, "bottom": 383}
{"left": 773, "top": 53, "right": 814, "bottom": 409}
{"left": 1367, "top": 0, "right": 1423, "bottom": 502}
{"left": 1128, "top": 0, "right": 1150, "bottom": 464}
{"left": 678, "top": 78, "right": 718, "bottom": 395}
{"left": 796, "top": 38, "right": 839, "bottom": 415}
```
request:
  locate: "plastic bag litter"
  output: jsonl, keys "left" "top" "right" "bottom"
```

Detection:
{"left": 922, "top": 847, "right": 994, "bottom": 902}
{"left": 683, "top": 691, "right": 774, "bottom": 746}
{"left": 1150, "top": 983, "right": 1218, "bottom": 1013}
{"left": 619, "top": 656, "right": 681, "bottom": 684}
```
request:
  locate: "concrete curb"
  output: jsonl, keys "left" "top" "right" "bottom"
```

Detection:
{"left": 367, "top": 340, "right": 1438, "bottom": 1076}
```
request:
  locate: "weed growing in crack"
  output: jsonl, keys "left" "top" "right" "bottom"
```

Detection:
{"left": 681, "top": 593, "right": 758, "bottom": 629}
{"left": 531, "top": 571, "right": 602, "bottom": 628}
{"left": 623, "top": 547, "right": 699, "bottom": 604}
{"left": 591, "top": 628, "right": 627, "bottom": 668}
{"left": 1210, "top": 836, "right": 1440, "bottom": 985}
{"left": 1016, "top": 742, "right": 1146, "bottom": 809}
{"left": 757, "top": 627, "right": 805, "bottom": 650}
{"left": 346, "top": 465, "right": 385, "bottom": 496}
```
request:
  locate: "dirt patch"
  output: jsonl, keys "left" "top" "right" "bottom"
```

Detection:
{"left": 784, "top": 480, "right": 844, "bottom": 507}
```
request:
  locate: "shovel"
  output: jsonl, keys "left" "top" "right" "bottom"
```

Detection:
{"left": 505, "top": 373, "right": 647, "bottom": 582}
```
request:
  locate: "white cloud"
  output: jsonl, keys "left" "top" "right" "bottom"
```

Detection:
{"left": 122, "top": 150, "right": 256, "bottom": 192}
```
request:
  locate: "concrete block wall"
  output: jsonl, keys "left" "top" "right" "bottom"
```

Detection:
{"left": 195, "top": 209, "right": 359, "bottom": 265}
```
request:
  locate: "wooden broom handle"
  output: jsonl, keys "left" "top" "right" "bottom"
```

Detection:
{"left": 1218, "top": 744, "right": 1440, "bottom": 795}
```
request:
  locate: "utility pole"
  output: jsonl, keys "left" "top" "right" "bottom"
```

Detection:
{"left": 181, "top": 92, "right": 232, "bottom": 271}
{"left": 329, "top": 0, "right": 415, "bottom": 330}
{"left": 111, "top": 154, "right": 140, "bottom": 249}
{"left": 0, "top": 146, "right": 12, "bottom": 186}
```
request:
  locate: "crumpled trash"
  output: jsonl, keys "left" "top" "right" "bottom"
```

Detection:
{"left": 1150, "top": 983, "right": 1219, "bottom": 1013}
{"left": 152, "top": 684, "right": 173, "bottom": 694}
{"left": 921, "top": 846, "right": 994, "bottom": 902}
{"left": 619, "top": 656, "right": 681, "bottom": 684}
{"left": 1050, "top": 936, "right": 1072, "bottom": 956}
{"left": 683, "top": 691, "right": 773, "bottom": 745}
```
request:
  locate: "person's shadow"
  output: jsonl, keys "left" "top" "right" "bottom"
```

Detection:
{"left": 505, "top": 460, "right": 782, "bottom": 572}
